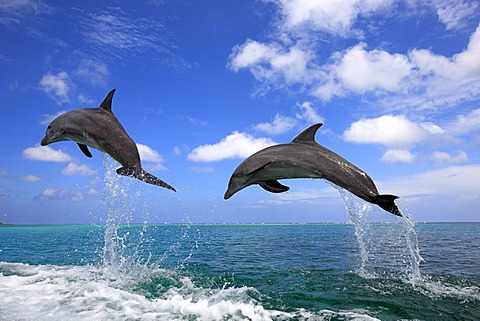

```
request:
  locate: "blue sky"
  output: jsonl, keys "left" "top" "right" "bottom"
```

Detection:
{"left": 1, "top": 0, "right": 479, "bottom": 224}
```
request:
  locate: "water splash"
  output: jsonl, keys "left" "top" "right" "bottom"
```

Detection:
{"left": 400, "top": 213, "right": 423, "bottom": 282}
{"left": 100, "top": 154, "right": 153, "bottom": 277}
{"left": 330, "top": 183, "right": 423, "bottom": 281}
{"left": 99, "top": 154, "right": 201, "bottom": 277}
{"left": 333, "top": 184, "right": 374, "bottom": 277}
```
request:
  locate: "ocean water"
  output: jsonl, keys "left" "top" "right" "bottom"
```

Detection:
{"left": 1, "top": 163, "right": 479, "bottom": 320}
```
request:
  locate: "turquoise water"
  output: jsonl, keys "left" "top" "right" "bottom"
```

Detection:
{"left": 1, "top": 222, "right": 479, "bottom": 320}
{"left": 0, "top": 161, "right": 479, "bottom": 320}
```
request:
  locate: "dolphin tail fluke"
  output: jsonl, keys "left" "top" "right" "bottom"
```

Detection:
{"left": 116, "top": 167, "right": 176, "bottom": 192}
{"left": 371, "top": 194, "right": 402, "bottom": 217}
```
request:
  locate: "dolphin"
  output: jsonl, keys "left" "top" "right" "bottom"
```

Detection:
{"left": 40, "top": 89, "right": 176, "bottom": 192}
{"left": 224, "top": 123, "right": 401, "bottom": 216}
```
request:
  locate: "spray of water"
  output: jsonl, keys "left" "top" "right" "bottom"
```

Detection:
{"left": 329, "top": 182, "right": 423, "bottom": 281}
{"left": 99, "top": 154, "right": 201, "bottom": 278}
{"left": 400, "top": 212, "right": 423, "bottom": 282}
{"left": 333, "top": 184, "right": 374, "bottom": 277}
{"left": 99, "top": 154, "right": 156, "bottom": 279}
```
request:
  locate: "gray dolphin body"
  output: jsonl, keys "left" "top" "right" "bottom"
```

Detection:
{"left": 40, "top": 89, "right": 176, "bottom": 192}
{"left": 224, "top": 123, "right": 401, "bottom": 216}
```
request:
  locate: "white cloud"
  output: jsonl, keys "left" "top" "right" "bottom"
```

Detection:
{"left": 188, "top": 132, "right": 276, "bottom": 162}
{"left": 136, "top": 143, "right": 168, "bottom": 172}
{"left": 253, "top": 102, "right": 324, "bottom": 135}
{"left": 74, "top": 59, "right": 109, "bottom": 86}
{"left": 143, "top": 163, "right": 167, "bottom": 172}
{"left": 382, "top": 164, "right": 480, "bottom": 201}
{"left": 22, "top": 145, "right": 73, "bottom": 162}
{"left": 277, "top": 0, "right": 392, "bottom": 36}
{"left": 136, "top": 143, "right": 164, "bottom": 163}
{"left": 39, "top": 110, "right": 66, "bottom": 125}
{"left": 81, "top": 8, "right": 168, "bottom": 60}
{"left": 382, "top": 149, "right": 416, "bottom": 163}
{"left": 21, "top": 175, "right": 42, "bottom": 182}
{"left": 39, "top": 71, "right": 71, "bottom": 104}
{"left": 322, "top": 43, "right": 413, "bottom": 96}
{"left": 229, "top": 40, "right": 278, "bottom": 71}
{"left": 253, "top": 113, "right": 297, "bottom": 135}
{"left": 343, "top": 115, "right": 428, "bottom": 147}
{"left": 173, "top": 145, "right": 189, "bottom": 156}
{"left": 61, "top": 163, "right": 97, "bottom": 176}
{"left": 432, "top": 150, "right": 468, "bottom": 165}
{"left": 446, "top": 108, "right": 480, "bottom": 135}
{"left": 0, "top": 0, "right": 51, "bottom": 20}
{"left": 295, "top": 101, "right": 324, "bottom": 124}
{"left": 229, "top": 2, "right": 480, "bottom": 112}
{"left": 432, "top": 0, "right": 479, "bottom": 30}
{"left": 34, "top": 188, "right": 85, "bottom": 202}
{"left": 229, "top": 41, "right": 312, "bottom": 87}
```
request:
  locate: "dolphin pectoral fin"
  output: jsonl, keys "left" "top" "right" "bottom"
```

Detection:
{"left": 77, "top": 143, "right": 93, "bottom": 158}
{"left": 116, "top": 167, "right": 176, "bottom": 192}
{"left": 371, "top": 194, "right": 402, "bottom": 217}
{"left": 259, "top": 180, "right": 290, "bottom": 193}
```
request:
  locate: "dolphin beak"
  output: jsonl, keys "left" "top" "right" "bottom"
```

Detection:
{"left": 224, "top": 189, "right": 234, "bottom": 200}
{"left": 40, "top": 135, "right": 50, "bottom": 146}
{"left": 224, "top": 180, "right": 244, "bottom": 200}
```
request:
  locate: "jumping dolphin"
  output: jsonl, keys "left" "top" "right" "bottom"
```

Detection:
{"left": 224, "top": 123, "right": 401, "bottom": 216}
{"left": 40, "top": 89, "right": 176, "bottom": 192}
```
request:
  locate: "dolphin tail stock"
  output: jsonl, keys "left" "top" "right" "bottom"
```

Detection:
{"left": 116, "top": 167, "right": 176, "bottom": 192}
{"left": 371, "top": 194, "right": 402, "bottom": 217}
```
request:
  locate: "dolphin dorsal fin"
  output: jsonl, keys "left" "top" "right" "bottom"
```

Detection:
{"left": 292, "top": 123, "right": 323, "bottom": 144}
{"left": 99, "top": 89, "right": 116, "bottom": 112}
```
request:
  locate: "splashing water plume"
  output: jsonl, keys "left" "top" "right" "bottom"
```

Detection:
{"left": 331, "top": 182, "right": 423, "bottom": 282}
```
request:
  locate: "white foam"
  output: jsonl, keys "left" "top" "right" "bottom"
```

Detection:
{"left": 0, "top": 262, "right": 380, "bottom": 321}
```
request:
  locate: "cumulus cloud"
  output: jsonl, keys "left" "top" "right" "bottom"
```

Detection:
{"left": 253, "top": 102, "right": 324, "bottom": 135}
{"left": 188, "top": 132, "right": 276, "bottom": 162}
{"left": 22, "top": 145, "right": 73, "bottom": 162}
{"left": 137, "top": 143, "right": 164, "bottom": 163}
{"left": 343, "top": 115, "right": 428, "bottom": 147}
{"left": 39, "top": 71, "right": 71, "bottom": 104}
{"left": 229, "top": 1, "right": 480, "bottom": 112}
{"left": 61, "top": 163, "right": 97, "bottom": 176}
{"left": 136, "top": 143, "right": 168, "bottom": 172}
{"left": 229, "top": 41, "right": 312, "bottom": 88}
{"left": 253, "top": 114, "right": 297, "bottom": 135}
{"left": 381, "top": 149, "right": 416, "bottom": 164}
{"left": 317, "top": 43, "right": 413, "bottom": 100}
{"left": 277, "top": 0, "right": 391, "bottom": 36}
